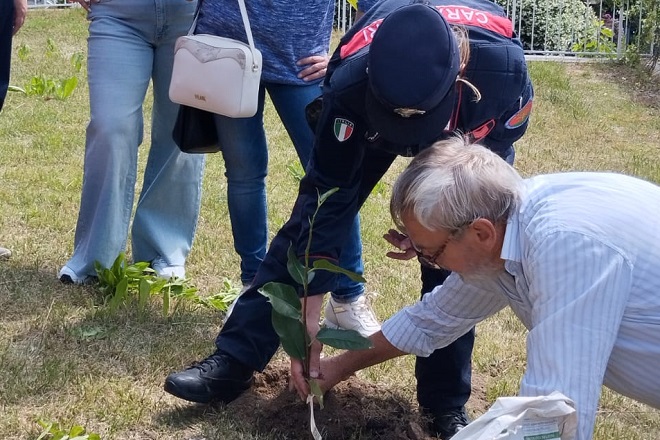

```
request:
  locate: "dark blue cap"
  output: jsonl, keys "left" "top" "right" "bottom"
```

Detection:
{"left": 366, "top": 3, "right": 460, "bottom": 145}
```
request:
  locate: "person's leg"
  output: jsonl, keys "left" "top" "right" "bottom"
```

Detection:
{"left": 0, "top": 0, "right": 15, "bottom": 259}
{"left": 268, "top": 83, "right": 377, "bottom": 336}
{"left": 0, "top": 0, "right": 14, "bottom": 111}
{"left": 416, "top": 266, "right": 472, "bottom": 439}
{"left": 164, "top": 138, "right": 397, "bottom": 404}
{"left": 60, "top": 2, "right": 154, "bottom": 282}
{"left": 130, "top": 0, "right": 205, "bottom": 277}
{"left": 212, "top": 86, "right": 269, "bottom": 286}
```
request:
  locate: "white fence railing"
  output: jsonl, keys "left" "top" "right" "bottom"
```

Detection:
{"left": 28, "top": 0, "right": 652, "bottom": 58}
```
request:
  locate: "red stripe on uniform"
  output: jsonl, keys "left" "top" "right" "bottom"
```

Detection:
{"left": 340, "top": 6, "right": 512, "bottom": 59}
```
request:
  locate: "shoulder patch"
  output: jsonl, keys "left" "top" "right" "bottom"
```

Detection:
{"left": 505, "top": 99, "right": 533, "bottom": 129}
{"left": 333, "top": 118, "right": 354, "bottom": 142}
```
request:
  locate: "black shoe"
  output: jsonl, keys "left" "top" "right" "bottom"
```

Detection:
{"left": 164, "top": 351, "right": 254, "bottom": 404}
{"left": 424, "top": 406, "right": 470, "bottom": 440}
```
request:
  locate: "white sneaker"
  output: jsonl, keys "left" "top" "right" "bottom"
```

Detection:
{"left": 151, "top": 258, "right": 185, "bottom": 279}
{"left": 323, "top": 295, "right": 381, "bottom": 337}
{"left": 0, "top": 247, "right": 11, "bottom": 259}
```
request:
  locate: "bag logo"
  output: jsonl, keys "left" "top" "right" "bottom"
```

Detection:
{"left": 194, "top": 94, "right": 207, "bottom": 102}
{"left": 334, "top": 118, "right": 354, "bottom": 142}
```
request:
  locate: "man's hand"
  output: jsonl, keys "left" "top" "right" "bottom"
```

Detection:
{"left": 72, "top": 0, "right": 99, "bottom": 12}
{"left": 291, "top": 355, "right": 351, "bottom": 402}
{"left": 383, "top": 229, "right": 416, "bottom": 261}
{"left": 297, "top": 54, "right": 329, "bottom": 82}
{"left": 13, "top": 0, "right": 28, "bottom": 35}
{"left": 289, "top": 294, "right": 324, "bottom": 399}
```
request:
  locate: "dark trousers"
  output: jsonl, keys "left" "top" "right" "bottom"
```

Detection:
{"left": 417, "top": 265, "right": 474, "bottom": 412}
{"left": 0, "top": 0, "right": 15, "bottom": 111}
{"left": 214, "top": 139, "right": 475, "bottom": 412}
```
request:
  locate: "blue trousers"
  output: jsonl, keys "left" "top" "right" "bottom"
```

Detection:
{"left": 63, "top": 0, "right": 205, "bottom": 278}
{"left": 213, "top": 82, "right": 364, "bottom": 299}
{"left": 0, "top": 0, "right": 14, "bottom": 111}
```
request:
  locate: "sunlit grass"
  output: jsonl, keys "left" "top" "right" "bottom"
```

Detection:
{"left": 1, "top": 8, "right": 659, "bottom": 440}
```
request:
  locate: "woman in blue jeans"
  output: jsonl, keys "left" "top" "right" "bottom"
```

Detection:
{"left": 59, "top": 0, "right": 205, "bottom": 284}
{"left": 197, "top": 0, "right": 378, "bottom": 335}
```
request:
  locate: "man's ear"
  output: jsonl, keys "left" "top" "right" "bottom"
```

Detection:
{"left": 468, "top": 218, "right": 498, "bottom": 248}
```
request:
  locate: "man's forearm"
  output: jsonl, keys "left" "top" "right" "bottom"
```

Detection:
{"left": 326, "top": 330, "right": 406, "bottom": 379}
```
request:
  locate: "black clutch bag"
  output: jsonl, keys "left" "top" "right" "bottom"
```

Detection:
{"left": 172, "top": 105, "right": 221, "bottom": 154}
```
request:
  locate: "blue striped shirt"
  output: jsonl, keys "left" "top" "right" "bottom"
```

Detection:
{"left": 382, "top": 172, "right": 660, "bottom": 440}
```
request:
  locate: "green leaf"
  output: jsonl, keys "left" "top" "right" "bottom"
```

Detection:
{"left": 271, "top": 313, "right": 307, "bottom": 360}
{"left": 110, "top": 252, "right": 126, "bottom": 280}
{"left": 258, "top": 282, "right": 302, "bottom": 320}
{"left": 107, "top": 277, "right": 128, "bottom": 312}
{"left": 316, "top": 327, "right": 373, "bottom": 350}
{"left": 309, "top": 378, "right": 324, "bottom": 409}
{"left": 138, "top": 278, "right": 150, "bottom": 310}
{"left": 162, "top": 287, "right": 170, "bottom": 316}
{"left": 286, "top": 243, "right": 306, "bottom": 285}
{"left": 312, "top": 259, "right": 366, "bottom": 283}
{"left": 7, "top": 85, "right": 26, "bottom": 94}
{"left": 318, "top": 187, "right": 339, "bottom": 206}
{"left": 68, "top": 425, "right": 85, "bottom": 436}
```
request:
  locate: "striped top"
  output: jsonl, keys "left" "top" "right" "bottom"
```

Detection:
{"left": 382, "top": 172, "right": 660, "bottom": 440}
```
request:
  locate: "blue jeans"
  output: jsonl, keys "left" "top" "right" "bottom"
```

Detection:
{"left": 63, "top": 0, "right": 205, "bottom": 278}
{"left": 0, "top": 0, "right": 14, "bottom": 111}
{"left": 214, "top": 81, "right": 364, "bottom": 299}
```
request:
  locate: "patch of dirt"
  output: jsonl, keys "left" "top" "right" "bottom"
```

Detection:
{"left": 568, "top": 62, "right": 660, "bottom": 109}
{"left": 228, "top": 359, "right": 490, "bottom": 440}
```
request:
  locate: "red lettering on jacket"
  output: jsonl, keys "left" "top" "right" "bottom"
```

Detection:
{"left": 340, "top": 5, "right": 512, "bottom": 59}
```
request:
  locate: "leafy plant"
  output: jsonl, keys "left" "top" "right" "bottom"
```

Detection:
{"left": 17, "top": 43, "right": 30, "bottom": 62}
{"left": 259, "top": 188, "right": 373, "bottom": 439}
{"left": 95, "top": 252, "right": 197, "bottom": 316}
{"left": 571, "top": 18, "right": 617, "bottom": 55}
{"left": 94, "top": 252, "right": 239, "bottom": 317}
{"left": 18, "top": 43, "right": 83, "bottom": 101}
{"left": 36, "top": 420, "right": 100, "bottom": 440}
{"left": 496, "top": 0, "right": 598, "bottom": 52}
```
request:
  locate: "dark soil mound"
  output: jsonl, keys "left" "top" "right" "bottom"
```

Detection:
{"left": 228, "top": 359, "right": 489, "bottom": 440}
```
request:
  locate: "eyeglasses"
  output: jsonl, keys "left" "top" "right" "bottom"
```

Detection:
{"left": 411, "top": 233, "right": 455, "bottom": 269}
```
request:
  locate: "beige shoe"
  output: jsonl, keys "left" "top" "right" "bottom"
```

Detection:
{"left": 323, "top": 294, "right": 381, "bottom": 337}
{"left": 0, "top": 247, "right": 11, "bottom": 260}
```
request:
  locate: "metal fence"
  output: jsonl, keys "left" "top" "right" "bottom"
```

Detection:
{"left": 333, "top": 0, "right": 654, "bottom": 58}
{"left": 28, "top": 0, "right": 653, "bottom": 58}
{"left": 27, "top": 0, "right": 75, "bottom": 8}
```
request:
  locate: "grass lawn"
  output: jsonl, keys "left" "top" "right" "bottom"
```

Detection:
{"left": 1, "top": 8, "right": 659, "bottom": 440}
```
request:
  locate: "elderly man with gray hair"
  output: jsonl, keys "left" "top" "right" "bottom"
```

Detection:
{"left": 292, "top": 137, "right": 660, "bottom": 440}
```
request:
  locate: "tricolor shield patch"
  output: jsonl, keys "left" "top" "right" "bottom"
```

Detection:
{"left": 333, "top": 118, "right": 354, "bottom": 142}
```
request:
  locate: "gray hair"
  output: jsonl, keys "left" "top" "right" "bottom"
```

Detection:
{"left": 390, "top": 136, "right": 523, "bottom": 232}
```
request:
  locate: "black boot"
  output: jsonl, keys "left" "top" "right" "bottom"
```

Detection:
{"left": 164, "top": 350, "right": 254, "bottom": 404}
{"left": 423, "top": 406, "right": 470, "bottom": 440}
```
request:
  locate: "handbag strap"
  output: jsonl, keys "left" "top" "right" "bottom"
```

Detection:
{"left": 188, "top": 0, "right": 260, "bottom": 71}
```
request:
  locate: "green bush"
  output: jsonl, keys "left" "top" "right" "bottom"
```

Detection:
{"left": 497, "top": 0, "right": 599, "bottom": 51}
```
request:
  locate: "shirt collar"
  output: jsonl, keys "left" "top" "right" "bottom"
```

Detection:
{"left": 501, "top": 210, "right": 523, "bottom": 264}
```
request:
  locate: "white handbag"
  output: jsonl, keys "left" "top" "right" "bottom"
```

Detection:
{"left": 169, "top": 0, "right": 262, "bottom": 118}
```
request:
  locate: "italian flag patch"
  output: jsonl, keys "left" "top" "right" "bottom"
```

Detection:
{"left": 333, "top": 118, "right": 354, "bottom": 142}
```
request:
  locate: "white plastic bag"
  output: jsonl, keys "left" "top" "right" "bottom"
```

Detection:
{"left": 451, "top": 392, "right": 578, "bottom": 440}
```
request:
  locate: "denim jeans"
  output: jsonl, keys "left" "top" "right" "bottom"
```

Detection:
{"left": 63, "top": 0, "right": 205, "bottom": 278}
{"left": 214, "top": 81, "right": 364, "bottom": 299}
{"left": 0, "top": 0, "right": 14, "bottom": 111}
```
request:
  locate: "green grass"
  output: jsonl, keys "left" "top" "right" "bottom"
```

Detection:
{"left": 1, "top": 8, "right": 660, "bottom": 440}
